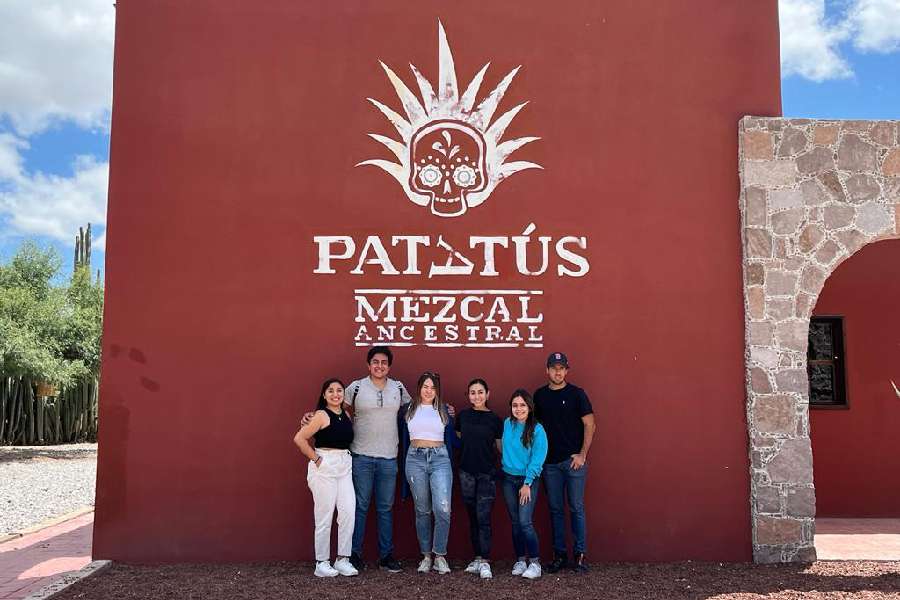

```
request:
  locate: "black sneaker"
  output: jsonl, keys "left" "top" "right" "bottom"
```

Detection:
{"left": 544, "top": 552, "right": 569, "bottom": 573}
{"left": 378, "top": 554, "right": 403, "bottom": 573}
{"left": 349, "top": 552, "right": 365, "bottom": 572}
{"left": 572, "top": 553, "right": 589, "bottom": 573}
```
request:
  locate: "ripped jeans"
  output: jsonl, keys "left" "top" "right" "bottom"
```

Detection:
{"left": 405, "top": 446, "right": 453, "bottom": 555}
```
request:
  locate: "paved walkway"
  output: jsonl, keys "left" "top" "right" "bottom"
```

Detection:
{"left": 0, "top": 512, "right": 93, "bottom": 600}
{"left": 816, "top": 518, "right": 900, "bottom": 561}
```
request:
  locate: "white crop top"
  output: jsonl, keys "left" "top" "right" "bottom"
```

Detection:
{"left": 407, "top": 405, "right": 445, "bottom": 442}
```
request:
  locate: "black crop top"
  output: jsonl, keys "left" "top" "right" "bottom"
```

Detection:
{"left": 313, "top": 409, "right": 354, "bottom": 450}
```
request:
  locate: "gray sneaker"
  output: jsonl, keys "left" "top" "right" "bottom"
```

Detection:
{"left": 522, "top": 561, "right": 542, "bottom": 579}
{"left": 478, "top": 561, "right": 493, "bottom": 579}
{"left": 432, "top": 555, "right": 451, "bottom": 574}
{"left": 417, "top": 555, "right": 433, "bottom": 573}
{"left": 511, "top": 560, "right": 527, "bottom": 576}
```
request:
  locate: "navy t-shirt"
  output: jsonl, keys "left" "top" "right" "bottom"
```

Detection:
{"left": 454, "top": 408, "right": 503, "bottom": 474}
{"left": 533, "top": 383, "right": 593, "bottom": 464}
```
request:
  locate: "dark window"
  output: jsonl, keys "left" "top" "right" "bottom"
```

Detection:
{"left": 807, "top": 316, "right": 847, "bottom": 408}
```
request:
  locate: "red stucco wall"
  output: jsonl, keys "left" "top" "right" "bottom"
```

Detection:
{"left": 811, "top": 239, "right": 900, "bottom": 517}
{"left": 94, "top": 0, "right": 782, "bottom": 562}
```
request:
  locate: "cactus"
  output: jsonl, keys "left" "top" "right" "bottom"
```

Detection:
{"left": 73, "top": 223, "right": 92, "bottom": 271}
{"left": 0, "top": 375, "right": 99, "bottom": 445}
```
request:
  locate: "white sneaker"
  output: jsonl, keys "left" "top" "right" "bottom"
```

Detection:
{"left": 333, "top": 557, "right": 358, "bottom": 577}
{"left": 314, "top": 561, "right": 338, "bottom": 577}
{"left": 478, "top": 561, "right": 493, "bottom": 579}
{"left": 522, "top": 562, "right": 542, "bottom": 579}
{"left": 464, "top": 559, "right": 482, "bottom": 573}
{"left": 432, "top": 555, "right": 451, "bottom": 574}
{"left": 511, "top": 560, "right": 527, "bottom": 576}
{"left": 417, "top": 555, "right": 433, "bottom": 573}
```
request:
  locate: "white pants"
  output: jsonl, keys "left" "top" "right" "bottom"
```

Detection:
{"left": 307, "top": 450, "right": 355, "bottom": 561}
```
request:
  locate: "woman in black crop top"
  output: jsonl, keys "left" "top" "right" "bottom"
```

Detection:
{"left": 294, "top": 378, "right": 358, "bottom": 578}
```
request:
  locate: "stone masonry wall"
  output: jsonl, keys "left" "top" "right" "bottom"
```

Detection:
{"left": 739, "top": 117, "right": 900, "bottom": 563}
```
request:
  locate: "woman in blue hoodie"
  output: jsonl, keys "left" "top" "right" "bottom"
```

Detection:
{"left": 501, "top": 388, "right": 548, "bottom": 579}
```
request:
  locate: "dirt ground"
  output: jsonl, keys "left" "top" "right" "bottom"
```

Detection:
{"left": 55, "top": 560, "right": 900, "bottom": 599}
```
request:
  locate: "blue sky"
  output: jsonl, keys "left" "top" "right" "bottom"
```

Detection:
{"left": 1, "top": 0, "right": 899, "bottom": 279}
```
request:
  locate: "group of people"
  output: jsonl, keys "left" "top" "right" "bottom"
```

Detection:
{"left": 293, "top": 346, "right": 595, "bottom": 580}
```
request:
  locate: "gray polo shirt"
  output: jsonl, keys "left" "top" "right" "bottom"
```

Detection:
{"left": 345, "top": 376, "right": 411, "bottom": 459}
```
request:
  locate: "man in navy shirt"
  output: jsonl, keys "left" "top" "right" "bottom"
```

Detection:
{"left": 533, "top": 352, "right": 595, "bottom": 573}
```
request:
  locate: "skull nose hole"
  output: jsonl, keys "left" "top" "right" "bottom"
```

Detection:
{"left": 443, "top": 180, "right": 452, "bottom": 195}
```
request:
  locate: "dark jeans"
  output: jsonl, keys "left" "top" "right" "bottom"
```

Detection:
{"left": 459, "top": 469, "right": 496, "bottom": 559}
{"left": 543, "top": 458, "right": 587, "bottom": 555}
{"left": 501, "top": 473, "right": 540, "bottom": 559}
{"left": 351, "top": 454, "right": 398, "bottom": 559}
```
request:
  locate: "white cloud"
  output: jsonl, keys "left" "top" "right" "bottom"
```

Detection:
{"left": 0, "top": 0, "right": 114, "bottom": 136}
{"left": 848, "top": 0, "right": 900, "bottom": 52}
{"left": 0, "top": 134, "right": 107, "bottom": 247}
{"left": 780, "top": 0, "right": 853, "bottom": 82}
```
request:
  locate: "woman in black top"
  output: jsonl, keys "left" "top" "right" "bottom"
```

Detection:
{"left": 454, "top": 378, "right": 503, "bottom": 579}
{"left": 294, "top": 378, "right": 358, "bottom": 578}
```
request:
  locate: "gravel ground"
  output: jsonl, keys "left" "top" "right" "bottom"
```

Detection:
{"left": 0, "top": 443, "right": 97, "bottom": 534}
{"left": 54, "top": 560, "right": 900, "bottom": 600}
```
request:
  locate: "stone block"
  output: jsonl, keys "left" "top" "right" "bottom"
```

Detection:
{"left": 796, "top": 147, "right": 834, "bottom": 174}
{"left": 753, "top": 545, "right": 784, "bottom": 564}
{"left": 843, "top": 120, "right": 871, "bottom": 132}
{"left": 756, "top": 516, "right": 803, "bottom": 545}
{"left": 783, "top": 257, "right": 805, "bottom": 272}
{"left": 746, "top": 228, "right": 773, "bottom": 258}
{"left": 746, "top": 263, "right": 765, "bottom": 285}
{"left": 749, "top": 321, "right": 775, "bottom": 345}
{"left": 795, "top": 293, "right": 814, "bottom": 318}
{"left": 823, "top": 205, "right": 855, "bottom": 230}
{"left": 769, "top": 188, "right": 804, "bottom": 211}
{"left": 767, "top": 438, "right": 813, "bottom": 483}
{"left": 797, "top": 224, "right": 824, "bottom": 253}
{"left": 748, "top": 286, "right": 765, "bottom": 319}
{"left": 818, "top": 171, "right": 846, "bottom": 202}
{"left": 845, "top": 174, "right": 880, "bottom": 203}
{"left": 765, "top": 270, "right": 798, "bottom": 296}
{"left": 774, "top": 369, "right": 809, "bottom": 394}
{"left": 745, "top": 161, "right": 798, "bottom": 187}
{"left": 755, "top": 484, "right": 782, "bottom": 513}
{"left": 814, "top": 240, "right": 842, "bottom": 265}
{"left": 800, "top": 264, "right": 827, "bottom": 295}
{"left": 812, "top": 125, "right": 838, "bottom": 146}
{"left": 835, "top": 229, "right": 868, "bottom": 254}
{"left": 775, "top": 320, "right": 809, "bottom": 352}
{"left": 743, "top": 130, "right": 775, "bottom": 160}
{"left": 766, "top": 298, "right": 793, "bottom": 322}
{"left": 754, "top": 394, "right": 797, "bottom": 434}
{"left": 870, "top": 122, "right": 896, "bottom": 146}
{"left": 883, "top": 149, "right": 900, "bottom": 177}
{"left": 785, "top": 486, "right": 816, "bottom": 517}
{"left": 772, "top": 209, "right": 805, "bottom": 235}
{"left": 745, "top": 187, "right": 767, "bottom": 226}
{"left": 778, "top": 128, "right": 809, "bottom": 157}
{"left": 800, "top": 179, "right": 826, "bottom": 206}
{"left": 750, "top": 367, "right": 773, "bottom": 393}
{"left": 793, "top": 545, "right": 818, "bottom": 563}
{"left": 751, "top": 346, "right": 779, "bottom": 370}
{"left": 837, "top": 134, "right": 877, "bottom": 172}
{"left": 856, "top": 202, "right": 892, "bottom": 235}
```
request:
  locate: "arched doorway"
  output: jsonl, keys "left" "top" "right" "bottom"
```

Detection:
{"left": 739, "top": 116, "right": 900, "bottom": 562}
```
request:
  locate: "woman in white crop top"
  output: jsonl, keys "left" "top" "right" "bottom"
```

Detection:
{"left": 402, "top": 372, "right": 454, "bottom": 574}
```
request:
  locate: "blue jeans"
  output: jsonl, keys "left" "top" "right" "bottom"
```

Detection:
{"left": 404, "top": 446, "right": 452, "bottom": 555}
{"left": 543, "top": 458, "right": 587, "bottom": 555}
{"left": 351, "top": 454, "right": 398, "bottom": 559}
{"left": 501, "top": 473, "right": 540, "bottom": 559}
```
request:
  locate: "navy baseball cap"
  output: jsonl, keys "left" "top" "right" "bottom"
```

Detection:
{"left": 547, "top": 352, "right": 569, "bottom": 368}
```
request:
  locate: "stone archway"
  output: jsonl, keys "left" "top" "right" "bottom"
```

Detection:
{"left": 739, "top": 117, "right": 900, "bottom": 563}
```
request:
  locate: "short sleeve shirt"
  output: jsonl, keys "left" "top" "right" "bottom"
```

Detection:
{"left": 454, "top": 409, "right": 503, "bottom": 474}
{"left": 345, "top": 376, "right": 412, "bottom": 458}
{"left": 533, "top": 383, "right": 593, "bottom": 464}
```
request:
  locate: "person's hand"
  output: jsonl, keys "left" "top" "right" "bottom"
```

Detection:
{"left": 300, "top": 411, "right": 315, "bottom": 427}
{"left": 570, "top": 453, "right": 586, "bottom": 470}
{"left": 519, "top": 484, "right": 531, "bottom": 505}
{"left": 446, "top": 404, "right": 456, "bottom": 418}
{"left": 312, "top": 456, "right": 322, "bottom": 469}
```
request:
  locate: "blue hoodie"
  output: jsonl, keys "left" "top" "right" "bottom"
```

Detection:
{"left": 501, "top": 418, "right": 548, "bottom": 485}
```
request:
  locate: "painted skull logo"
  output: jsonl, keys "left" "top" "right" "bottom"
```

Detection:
{"left": 410, "top": 121, "right": 486, "bottom": 217}
{"left": 358, "top": 22, "right": 542, "bottom": 218}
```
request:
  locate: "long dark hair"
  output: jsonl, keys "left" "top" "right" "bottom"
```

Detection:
{"left": 467, "top": 378, "right": 489, "bottom": 395}
{"left": 317, "top": 378, "right": 345, "bottom": 411}
{"left": 407, "top": 371, "right": 447, "bottom": 424}
{"left": 510, "top": 388, "right": 537, "bottom": 448}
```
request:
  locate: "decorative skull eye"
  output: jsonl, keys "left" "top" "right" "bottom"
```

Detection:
{"left": 418, "top": 164, "right": 442, "bottom": 187}
{"left": 453, "top": 165, "right": 477, "bottom": 188}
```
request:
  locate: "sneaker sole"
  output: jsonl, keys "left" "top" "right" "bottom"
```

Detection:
{"left": 381, "top": 566, "right": 403, "bottom": 573}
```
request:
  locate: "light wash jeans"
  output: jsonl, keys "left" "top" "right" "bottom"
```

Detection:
{"left": 307, "top": 450, "right": 355, "bottom": 561}
{"left": 404, "top": 446, "right": 452, "bottom": 555}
